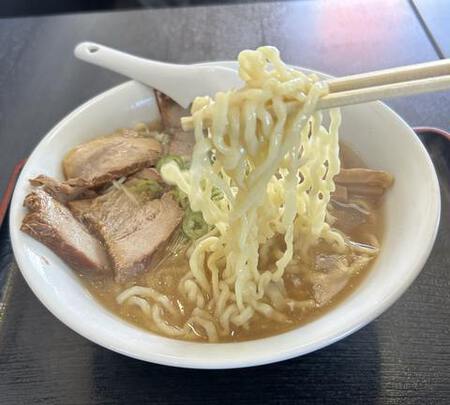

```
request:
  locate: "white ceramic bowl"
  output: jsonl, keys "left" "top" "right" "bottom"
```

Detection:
{"left": 9, "top": 62, "right": 441, "bottom": 369}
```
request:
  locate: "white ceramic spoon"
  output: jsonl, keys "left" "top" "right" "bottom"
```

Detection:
{"left": 74, "top": 42, "right": 243, "bottom": 108}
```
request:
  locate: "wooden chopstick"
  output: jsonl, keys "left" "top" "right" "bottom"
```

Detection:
{"left": 181, "top": 59, "right": 450, "bottom": 130}
{"left": 318, "top": 59, "right": 450, "bottom": 109}
{"left": 326, "top": 59, "right": 450, "bottom": 93}
{"left": 318, "top": 74, "right": 450, "bottom": 109}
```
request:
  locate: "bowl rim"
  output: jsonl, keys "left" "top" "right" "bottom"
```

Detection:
{"left": 9, "top": 61, "right": 441, "bottom": 369}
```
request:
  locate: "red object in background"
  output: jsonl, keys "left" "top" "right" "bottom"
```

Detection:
{"left": 414, "top": 126, "right": 450, "bottom": 142}
{"left": 0, "top": 159, "right": 26, "bottom": 228}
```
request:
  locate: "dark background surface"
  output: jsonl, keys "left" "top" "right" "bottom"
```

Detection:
{"left": 0, "top": 0, "right": 285, "bottom": 17}
{"left": 0, "top": 0, "right": 449, "bottom": 403}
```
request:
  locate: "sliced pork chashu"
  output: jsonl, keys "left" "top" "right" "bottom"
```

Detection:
{"left": 69, "top": 187, "right": 183, "bottom": 283}
{"left": 334, "top": 168, "right": 394, "bottom": 198}
{"left": 155, "top": 91, "right": 189, "bottom": 131}
{"left": 154, "top": 90, "right": 195, "bottom": 157}
{"left": 335, "top": 168, "right": 394, "bottom": 188}
{"left": 30, "top": 130, "right": 162, "bottom": 202}
{"left": 63, "top": 129, "right": 161, "bottom": 186}
{"left": 128, "top": 167, "right": 161, "bottom": 182}
{"left": 29, "top": 175, "right": 98, "bottom": 202}
{"left": 21, "top": 189, "right": 110, "bottom": 274}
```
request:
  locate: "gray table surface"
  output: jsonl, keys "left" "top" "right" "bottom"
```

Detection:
{"left": 0, "top": 1, "right": 449, "bottom": 403}
{"left": 413, "top": 0, "right": 450, "bottom": 58}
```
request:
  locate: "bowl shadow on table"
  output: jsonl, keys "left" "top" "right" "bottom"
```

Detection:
{"left": 91, "top": 326, "right": 381, "bottom": 403}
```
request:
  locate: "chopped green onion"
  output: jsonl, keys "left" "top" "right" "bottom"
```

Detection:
{"left": 156, "top": 155, "right": 185, "bottom": 171}
{"left": 128, "top": 179, "right": 163, "bottom": 200}
{"left": 182, "top": 208, "right": 209, "bottom": 240}
{"left": 207, "top": 150, "right": 216, "bottom": 164}
{"left": 169, "top": 187, "right": 190, "bottom": 209}
{"left": 211, "top": 186, "right": 223, "bottom": 201}
{"left": 183, "top": 158, "right": 192, "bottom": 170}
{"left": 152, "top": 132, "right": 170, "bottom": 145}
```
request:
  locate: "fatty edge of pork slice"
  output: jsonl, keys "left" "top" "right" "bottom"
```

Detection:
{"left": 21, "top": 189, "right": 111, "bottom": 274}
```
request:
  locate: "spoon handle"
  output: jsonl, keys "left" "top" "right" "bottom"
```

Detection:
{"left": 74, "top": 42, "right": 242, "bottom": 108}
{"left": 74, "top": 42, "right": 183, "bottom": 87}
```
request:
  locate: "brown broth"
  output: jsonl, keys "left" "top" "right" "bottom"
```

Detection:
{"left": 79, "top": 142, "right": 386, "bottom": 342}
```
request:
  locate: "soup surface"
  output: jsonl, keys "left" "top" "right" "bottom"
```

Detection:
{"left": 79, "top": 143, "right": 385, "bottom": 342}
